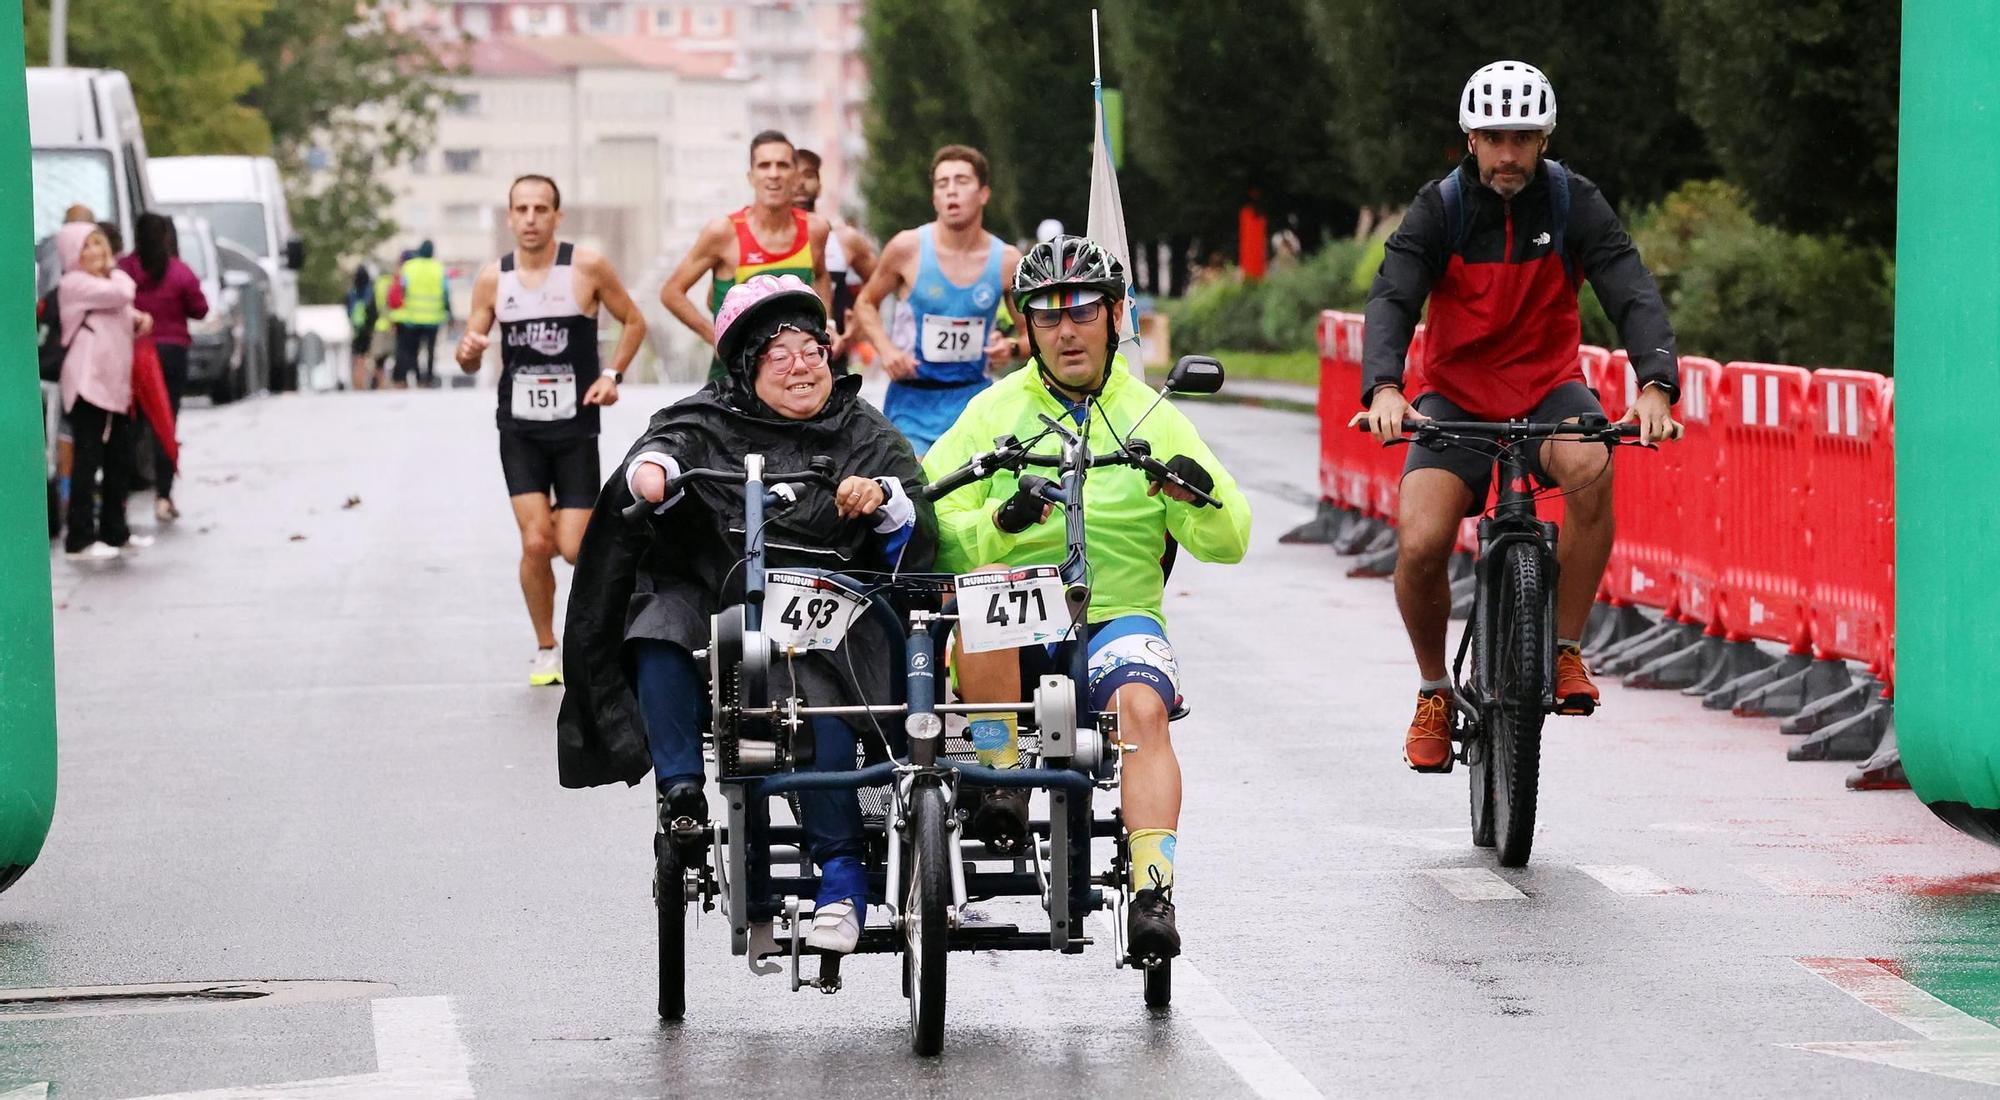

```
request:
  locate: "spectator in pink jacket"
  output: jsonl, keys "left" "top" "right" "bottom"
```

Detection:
{"left": 57, "top": 221, "right": 153, "bottom": 561}
{"left": 119, "top": 213, "right": 207, "bottom": 522}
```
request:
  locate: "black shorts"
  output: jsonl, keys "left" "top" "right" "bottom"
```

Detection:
{"left": 499, "top": 431, "right": 602, "bottom": 509}
{"left": 1402, "top": 381, "right": 1607, "bottom": 508}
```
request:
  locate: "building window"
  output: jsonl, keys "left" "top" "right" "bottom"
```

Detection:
{"left": 408, "top": 151, "right": 430, "bottom": 175}
{"left": 443, "top": 149, "right": 482, "bottom": 175}
{"left": 693, "top": 5, "right": 722, "bottom": 35}
{"left": 583, "top": 4, "right": 627, "bottom": 35}
{"left": 447, "top": 92, "right": 481, "bottom": 116}
{"left": 653, "top": 5, "right": 677, "bottom": 33}
{"left": 445, "top": 203, "right": 482, "bottom": 231}
{"left": 461, "top": 8, "right": 491, "bottom": 37}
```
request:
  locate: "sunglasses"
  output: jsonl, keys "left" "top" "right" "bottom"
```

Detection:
{"left": 760, "top": 344, "right": 830, "bottom": 369}
{"left": 1027, "top": 300, "right": 1105, "bottom": 328}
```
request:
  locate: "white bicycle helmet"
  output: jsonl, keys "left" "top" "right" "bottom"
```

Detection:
{"left": 1459, "top": 60, "right": 1557, "bottom": 133}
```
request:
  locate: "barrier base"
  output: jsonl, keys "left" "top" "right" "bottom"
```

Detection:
{"left": 1846, "top": 722, "right": 1908, "bottom": 790}
{"left": 1602, "top": 621, "right": 1701, "bottom": 677}
{"left": 1703, "top": 650, "right": 1812, "bottom": 711}
{"left": 1347, "top": 534, "right": 1398, "bottom": 579}
{"left": 1583, "top": 603, "right": 1653, "bottom": 659}
{"left": 1280, "top": 501, "right": 1352, "bottom": 545}
{"left": 1779, "top": 674, "right": 1880, "bottom": 736}
{"left": 1681, "top": 639, "right": 1775, "bottom": 699}
{"left": 1332, "top": 515, "right": 1387, "bottom": 556}
{"left": 1448, "top": 553, "right": 1474, "bottom": 621}
{"left": 1593, "top": 616, "right": 1676, "bottom": 669}
{"left": 1787, "top": 696, "right": 1890, "bottom": 762}
{"left": 1624, "top": 632, "right": 1724, "bottom": 691}
{"left": 1734, "top": 655, "right": 1852, "bottom": 720}
{"left": 1927, "top": 800, "right": 2000, "bottom": 849}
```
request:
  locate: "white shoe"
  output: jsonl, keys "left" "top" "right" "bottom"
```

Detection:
{"left": 123, "top": 534, "right": 155, "bottom": 550}
{"left": 805, "top": 900, "right": 861, "bottom": 954}
{"left": 65, "top": 542, "right": 121, "bottom": 562}
{"left": 529, "top": 645, "right": 562, "bottom": 686}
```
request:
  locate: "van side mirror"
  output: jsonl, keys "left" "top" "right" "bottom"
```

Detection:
{"left": 1165, "top": 354, "right": 1224, "bottom": 395}
{"left": 285, "top": 237, "right": 306, "bottom": 272}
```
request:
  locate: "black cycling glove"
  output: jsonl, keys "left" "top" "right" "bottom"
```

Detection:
{"left": 994, "top": 476, "right": 1052, "bottom": 534}
{"left": 1154, "top": 454, "right": 1215, "bottom": 498}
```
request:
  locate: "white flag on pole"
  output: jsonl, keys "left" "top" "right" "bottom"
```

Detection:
{"left": 1086, "top": 9, "right": 1140, "bottom": 368}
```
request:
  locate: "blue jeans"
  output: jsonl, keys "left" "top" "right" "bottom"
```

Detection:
{"left": 631, "top": 639, "right": 863, "bottom": 863}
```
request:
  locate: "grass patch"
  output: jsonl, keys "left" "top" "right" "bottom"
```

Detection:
{"left": 1212, "top": 348, "right": 1319, "bottom": 386}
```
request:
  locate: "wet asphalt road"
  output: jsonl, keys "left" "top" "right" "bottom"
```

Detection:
{"left": 4, "top": 383, "right": 1999, "bottom": 1099}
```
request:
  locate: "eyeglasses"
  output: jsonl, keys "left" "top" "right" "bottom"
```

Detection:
{"left": 1027, "top": 301, "right": 1105, "bottom": 328}
{"left": 760, "top": 344, "right": 830, "bottom": 370}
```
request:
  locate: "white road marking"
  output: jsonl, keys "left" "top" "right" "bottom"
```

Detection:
{"left": 1734, "top": 864, "right": 1860, "bottom": 897}
{"left": 1086, "top": 915, "right": 1325, "bottom": 1100}
{"left": 1575, "top": 864, "right": 1689, "bottom": 896}
{"left": 1423, "top": 867, "right": 1527, "bottom": 901}
{"left": 129, "top": 996, "right": 474, "bottom": 1099}
{"left": 0, "top": 1084, "right": 50, "bottom": 1100}
{"left": 1786, "top": 957, "right": 2000, "bottom": 1087}
{"left": 1328, "top": 824, "right": 1464, "bottom": 852}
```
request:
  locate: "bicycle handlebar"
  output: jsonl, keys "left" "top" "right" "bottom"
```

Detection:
{"left": 920, "top": 434, "right": 1223, "bottom": 508}
{"left": 621, "top": 456, "right": 837, "bottom": 521}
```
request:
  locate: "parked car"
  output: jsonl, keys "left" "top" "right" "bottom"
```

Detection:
{"left": 170, "top": 214, "right": 249, "bottom": 404}
{"left": 27, "top": 67, "right": 153, "bottom": 257}
{"left": 148, "top": 156, "right": 304, "bottom": 391}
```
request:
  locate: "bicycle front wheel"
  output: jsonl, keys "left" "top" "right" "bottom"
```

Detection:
{"left": 1490, "top": 542, "right": 1550, "bottom": 867}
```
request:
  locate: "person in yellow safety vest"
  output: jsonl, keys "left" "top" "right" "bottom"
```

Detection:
{"left": 370, "top": 265, "right": 397, "bottom": 390}
{"left": 395, "top": 240, "right": 453, "bottom": 388}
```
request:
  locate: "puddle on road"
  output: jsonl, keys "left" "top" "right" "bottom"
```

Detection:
{"left": 0, "top": 979, "right": 394, "bottom": 1022}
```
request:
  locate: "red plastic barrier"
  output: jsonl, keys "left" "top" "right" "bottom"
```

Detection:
{"left": 1599, "top": 352, "right": 1680, "bottom": 612}
{"left": 1803, "top": 370, "right": 1893, "bottom": 669}
{"left": 1880, "top": 383, "right": 1896, "bottom": 689}
{"left": 1316, "top": 311, "right": 1371, "bottom": 514}
{"left": 1711, "top": 363, "right": 1815, "bottom": 649}
{"left": 1669, "top": 357, "right": 1725, "bottom": 627}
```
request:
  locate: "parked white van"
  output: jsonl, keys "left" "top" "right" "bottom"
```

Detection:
{"left": 26, "top": 67, "right": 153, "bottom": 281}
{"left": 148, "top": 155, "right": 305, "bottom": 389}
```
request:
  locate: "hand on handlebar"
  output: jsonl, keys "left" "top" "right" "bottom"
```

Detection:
{"left": 1349, "top": 385, "right": 1427, "bottom": 443}
{"left": 834, "top": 475, "right": 887, "bottom": 520}
{"left": 994, "top": 476, "right": 1055, "bottom": 534}
{"left": 633, "top": 461, "right": 670, "bottom": 504}
{"left": 1618, "top": 386, "right": 1683, "bottom": 444}
{"left": 1145, "top": 454, "right": 1216, "bottom": 504}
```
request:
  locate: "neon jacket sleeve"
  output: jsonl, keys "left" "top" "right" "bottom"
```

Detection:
{"left": 1150, "top": 400, "right": 1252, "bottom": 563}
{"left": 921, "top": 399, "right": 1028, "bottom": 573}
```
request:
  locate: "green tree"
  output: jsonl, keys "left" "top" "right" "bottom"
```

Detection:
{"left": 242, "top": 1, "right": 457, "bottom": 301}
{"left": 1107, "top": 0, "right": 1354, "bottom": 256}
{"left": 1661, "top": 0, "right": 1898, "bottom": 245}
{"left": 1305, "top": 0, "right": 1710, "bottom": 212}
{"left": 859, "top": 0, "right": 984, "bottom": 236}
{"left": 23, "top": 0, "right": 273, "bottom": 155}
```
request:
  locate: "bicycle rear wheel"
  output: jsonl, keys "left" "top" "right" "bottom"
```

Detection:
{"left": 654, "top": 832, "right": 686, "bottom": 1020}
{"left": 1490, "top": 542, "right": 1549, "bottom": 867}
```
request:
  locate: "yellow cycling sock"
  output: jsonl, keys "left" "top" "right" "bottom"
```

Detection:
{"left": 1128, "top": 828, "right": 1176, "bottom": 892}
{"left": 967, "top": 711, "right": 1020, "bottom": 770}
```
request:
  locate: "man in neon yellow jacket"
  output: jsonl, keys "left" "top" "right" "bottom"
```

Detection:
{"left": 924, "top": 235, "right": 1250, "bottom": 964}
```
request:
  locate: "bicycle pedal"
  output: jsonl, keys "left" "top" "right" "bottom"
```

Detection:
{"left": 1555, "top": 698, "right": 1597, "bottom": 717}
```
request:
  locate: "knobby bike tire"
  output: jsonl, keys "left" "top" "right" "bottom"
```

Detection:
{"left": 1492, "top": 542, "right": 1549, "bottom": 867}
{"left": 1469, "top": 585, "right": 1497, "bottom": 849}
{"left": 655, "top": 832, "right": 686, "bottom": 1020}
{"left": 905, "top": 784, "right": 951, "bottom": 1056}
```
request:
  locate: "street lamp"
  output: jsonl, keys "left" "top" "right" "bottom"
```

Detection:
{"left": 48, "top": 0, "right": 66, "bottom": 66}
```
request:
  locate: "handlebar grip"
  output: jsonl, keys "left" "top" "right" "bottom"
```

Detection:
{"left": 922, "top": 462, "right": 983, "bottom": 501}
{"left": 621, "top": 495, "right": 655, "bottom": 522}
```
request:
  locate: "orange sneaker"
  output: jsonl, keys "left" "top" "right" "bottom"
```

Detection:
{"left": 1404, "top": 690, "right": 1454, "bottom": 772}
{"left": 1555, "top": 646, "right": 1599, "bottom": 715}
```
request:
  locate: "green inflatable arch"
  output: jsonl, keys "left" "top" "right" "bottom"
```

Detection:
{"left": 0, "top": 1, "right": 57, "bottom": 896}
{"left": 1899, "top": 3, "right": 2000, "bottom": 844}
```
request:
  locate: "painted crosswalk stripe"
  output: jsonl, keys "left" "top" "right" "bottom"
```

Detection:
{"left": 1576, "top": 864, "right": 1688, "bottom": 895}
{"left": 1735, "top": 864, "right": 1860, "bottom": 897}
{"left": 1423, "top": 867, "right": 1526, "bottom": 901}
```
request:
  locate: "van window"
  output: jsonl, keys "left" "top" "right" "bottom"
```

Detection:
{"left": 122, "top": 144, "right": 146, "bottom": 227}
{"left": 169, "top": 217, "right": 211, "bottom": 280}
{"left": 30, "top": 147, "right": 115, "bottom": 242}
{"left": 160, "top": 201, "right": 270, "bottom": 257}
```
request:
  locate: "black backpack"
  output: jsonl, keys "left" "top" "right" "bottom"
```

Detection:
{"left": 35, "top": 286, "right": 82, "bottom": 383}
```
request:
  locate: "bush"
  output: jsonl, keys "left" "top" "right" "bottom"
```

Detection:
{"left": 1166, "top": 238, "right": 1370, "bottom": 356}
{"left": 1628, "top": 181, "right": 1895, "bottom": 373}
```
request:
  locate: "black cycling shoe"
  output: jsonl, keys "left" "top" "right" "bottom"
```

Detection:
{"left": 659, "top": 781, "right": 709, "bottom": 837}
{"left": 964, "top": 786, "right": 1031, "bottom": 854}
{"left": 1127, "top": 885, "right": 1181, "bottom": 964}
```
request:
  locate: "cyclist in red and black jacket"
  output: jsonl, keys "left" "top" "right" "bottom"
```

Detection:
{"left": 1354, "top": 60, "right": 1683, "bottom": 771}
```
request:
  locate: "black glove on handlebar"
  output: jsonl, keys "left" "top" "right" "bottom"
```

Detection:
{"left": 994, "top": 476, "right": 1052, "bottom": 534}
{"left": 1155, "top": 454, "right": 1215, "bottom": 498}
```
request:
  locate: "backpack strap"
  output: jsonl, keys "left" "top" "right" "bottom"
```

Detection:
{"left": 500, "top": 251, "right": 515, "bottom": 273}
{"left": 556, "top": 242, "right": 574, "bottom": 266}
{"left": 1544, "top": 159, "right": 1573, "bottom": 279}
{"left": 1438, "top": 168, "right": 1469, "bottom": 257}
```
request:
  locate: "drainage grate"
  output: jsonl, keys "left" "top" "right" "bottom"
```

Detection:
{"left": 0, "top": 980, "right": 393, "bottom": 1021}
